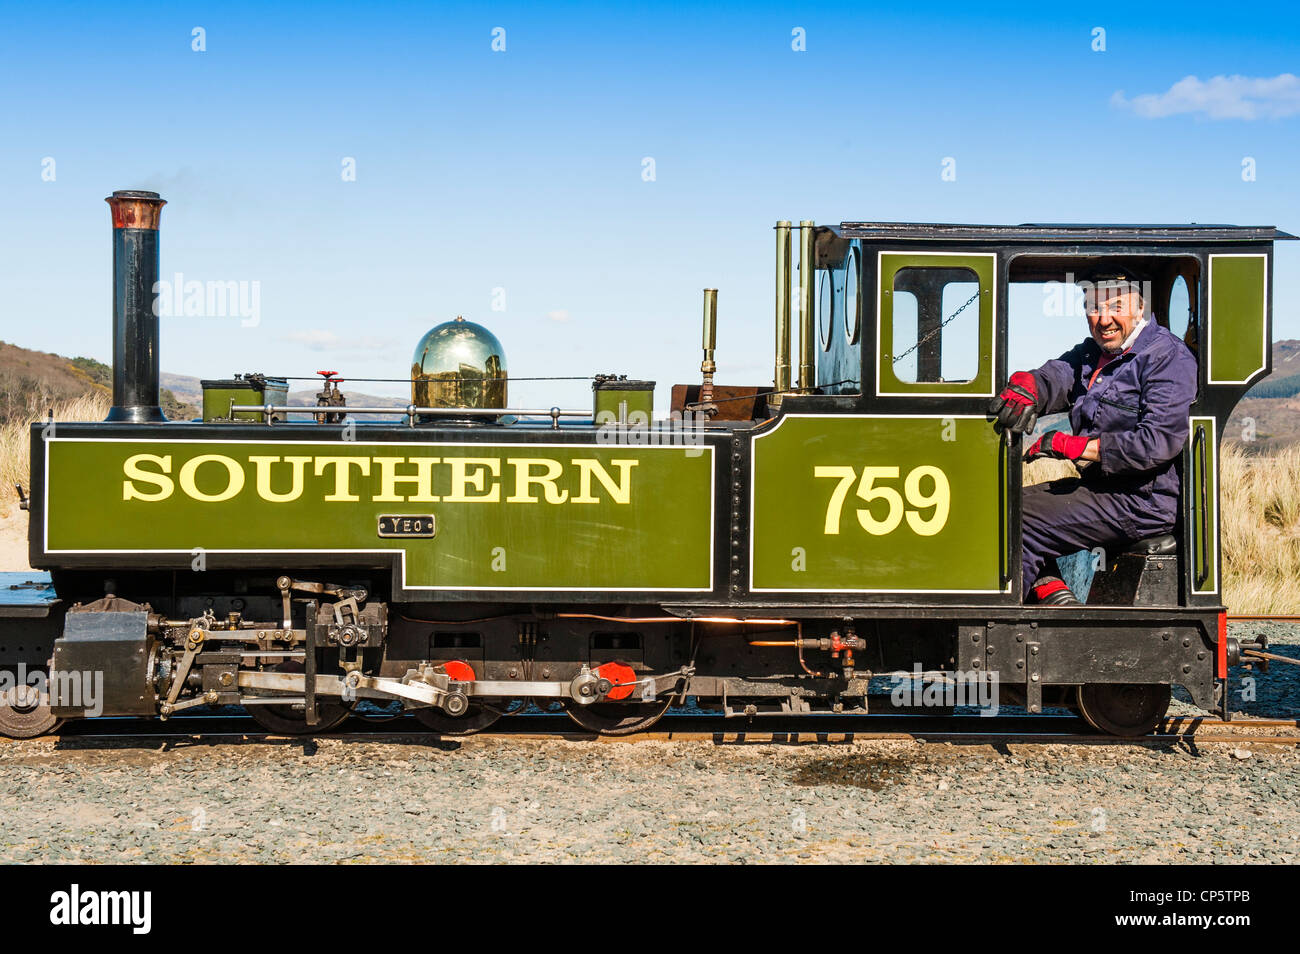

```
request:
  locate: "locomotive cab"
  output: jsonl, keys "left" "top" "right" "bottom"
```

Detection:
{"left": 787, "top": 221, "right": 1286, "bottom": 611}
{"left": 741, "top": 221, "right": 1287, "bottom": 730}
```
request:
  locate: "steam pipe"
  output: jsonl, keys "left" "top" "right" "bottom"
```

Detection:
{"left": 698, "top": 288, "right": 718, "bottom": 415}
{"left": 701, "top": 288, "right": 717, "bottom": 356}
{"left": 105, "top": 190, "right": 167, "bottom": 423}
{"left": 798, "top": 220, "right": 815, "bottom": 390}
{"left": 774, "top": 221, "right": 792, "bottom": 399}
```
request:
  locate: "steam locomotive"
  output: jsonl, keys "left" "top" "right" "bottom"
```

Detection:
{"left": 0, "top": 192, "right": 1288, "bottom": 738}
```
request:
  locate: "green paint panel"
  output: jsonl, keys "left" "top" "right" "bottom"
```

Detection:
{"left": 45, "top": 439, "right": 714, "bottom": 590}
{"left": 751, "top": 416, "right": 1005, "bottom": 591}
{"left": 1209, "top": 256, "right": 1266, "bottom": 383}
{"left": 201, "top": 379, "right": 288, "bottom": 423}
{"left": 593, "top": 381, "right": 654, "bottom": 424}
{"left": 1189, "top": 419, "right": 1218, "bottom": 593}
{"left": 878, "top": 252, "right": 995, "bottom": 395}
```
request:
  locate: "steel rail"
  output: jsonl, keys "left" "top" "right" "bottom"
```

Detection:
{"left": 11, "top": 730, "right": 1298, "bottom": 747}
{"left": 8, "top": 713, "right": 1296, "bottom": 746}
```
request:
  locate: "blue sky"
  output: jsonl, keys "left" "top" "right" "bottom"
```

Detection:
{"left": 1, "top": 1, "right": 1297, "bottom": 410}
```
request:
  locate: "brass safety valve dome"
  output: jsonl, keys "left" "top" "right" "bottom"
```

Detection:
{"left": 411, "top": 316, "right": 508, "bottom": 412}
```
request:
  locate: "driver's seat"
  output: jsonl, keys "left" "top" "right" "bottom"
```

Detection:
{"left": 1087, "top": 533, "right": 1180, "bottom": 605}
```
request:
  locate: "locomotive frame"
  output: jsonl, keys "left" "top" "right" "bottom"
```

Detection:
{"left": 0, "top": 193, "right": 1291, "bottom": 738}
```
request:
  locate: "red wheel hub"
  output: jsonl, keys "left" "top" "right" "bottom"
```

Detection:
{"left": 441, "top": 660, "right": 475, "bottom": 683}
{"left": 595, "top": 662, "right": 638, "bottom": 701}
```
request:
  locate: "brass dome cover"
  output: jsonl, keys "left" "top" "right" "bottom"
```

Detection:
{"left": 411, "top": 317, "right": 507, "bottom": 409}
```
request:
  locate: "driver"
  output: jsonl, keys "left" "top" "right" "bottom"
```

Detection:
{"left": 988, "top": 270, "right": 1199, "bottom": 604}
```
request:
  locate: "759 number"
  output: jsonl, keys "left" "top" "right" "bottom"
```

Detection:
{"left": 813, "top": 465, "right": 951, "bottom": 536}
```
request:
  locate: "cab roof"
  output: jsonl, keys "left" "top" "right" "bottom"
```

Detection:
{"left": 834, "top": 222, "right": 1295, "bottom": 243}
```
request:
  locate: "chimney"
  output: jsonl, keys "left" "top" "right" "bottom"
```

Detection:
{"left": 105, "top": 190, "right": 167, "bottom": 422}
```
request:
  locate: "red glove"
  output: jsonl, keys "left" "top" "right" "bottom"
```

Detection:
{"left": 988, "top": 371, "right": 1039, "bottom": 434}
{"left": 1024, "top": 431, "right": 1090, "bottom": 462}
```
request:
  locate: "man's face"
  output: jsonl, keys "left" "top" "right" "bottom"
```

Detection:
{"left": 1086, "top": 284, "right": 1144, "bottom": 353}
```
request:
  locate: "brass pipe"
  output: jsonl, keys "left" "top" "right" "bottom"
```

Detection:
{"left": 702, "top": 288, "right": 717, "bottom": 355}
{"left": 555, "top": 614, "right": 796, "bottom": 624}
{"left": 773, "top": 221, "right": 792, "bottom": 398}
{"left": 798, "top": 220, "right": 815, "bottom": 390}
{"left": 693, "top": 617, "right": 796, "bottom": 624}
{"left": 551, "top": 613, "right": 826, "bottom": 678}
{"left": 699, "top": 288, "right": 718, "bottom": 415}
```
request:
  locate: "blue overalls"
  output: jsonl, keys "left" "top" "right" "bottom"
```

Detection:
{"left": 1020, "top": 320, "right": 1199, "bottom": 596}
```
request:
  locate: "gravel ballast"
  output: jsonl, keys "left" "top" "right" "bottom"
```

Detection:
{"left": 0, "top": 624, "right": 1295, "bottom": 865}
{"left": 1, "top": 735, "right": 1296, "bottom": 864}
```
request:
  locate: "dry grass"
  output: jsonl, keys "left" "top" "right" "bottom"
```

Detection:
{"left": 1220, "top": 444, "right": 1300, "bottom": 615}
{"left": 0, "top": 392, "right": 110, "bottom": 516}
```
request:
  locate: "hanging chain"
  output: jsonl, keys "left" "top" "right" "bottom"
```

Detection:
{"left": 891, "top": 290, "right": 980, "bottom": 365}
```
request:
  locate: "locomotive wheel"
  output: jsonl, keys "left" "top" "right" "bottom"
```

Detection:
{"left": 1076, "top": 683, "right": 1171, "bottom": 737}
{"left": 565, "top": 699, "right": 671, "bottom": 736}
{"left": 0, "top": 684, "right": 63, "bottom": 739}
{"left": 246, "top": 701, "right": 351, "bottom": 735}
{"left": 412, "top": 703, "right": 505, "bottom": 736}
{"left": 243, "top": 660, "right": 350, "bottom": 734}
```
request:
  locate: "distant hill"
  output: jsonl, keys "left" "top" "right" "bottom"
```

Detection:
{"left": 1226, "top": 339, "right": 1300, "bottom": 451}
{"left": 0, "top": 341, "right": 411, "bottom": 426}
{"left": 0, "top": 341, "right": 195, "bottom": 422}
{"left": 0, "top": 340, "right": 105, "bottom": 418}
